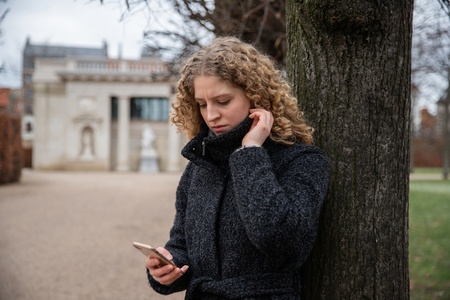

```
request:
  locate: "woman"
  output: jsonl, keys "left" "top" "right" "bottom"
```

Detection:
{"left": 145, "top": 37, "right": 329, "bottom": 299}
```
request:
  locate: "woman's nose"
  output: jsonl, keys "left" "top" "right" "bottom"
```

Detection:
{"left": 206, "top": 105, "right": 220, "bottom": 121}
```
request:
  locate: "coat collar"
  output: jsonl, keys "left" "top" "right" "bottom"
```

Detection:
{"left": 181, "top": 117, "right": 253, "bottom": 173}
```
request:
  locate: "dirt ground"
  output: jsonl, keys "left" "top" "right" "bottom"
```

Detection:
{"left": 0, "top": 169, "right": 186, "bottom": 300}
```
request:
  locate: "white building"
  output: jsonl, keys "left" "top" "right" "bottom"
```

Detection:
{"left": 27, "top": 41, "right": 186, "bottom": 172}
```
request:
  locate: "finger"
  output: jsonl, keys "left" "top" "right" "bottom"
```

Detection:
{"left": 145, "top": 257, "right": 151, "bottom": 269}
{"left": 249, "top": 109, "right": 272, "bottom": 123}
{"left": 156, "top": 247, "right": 173, "bottom": 261}
{"left": 155, "top": 267, "right": 181, "bottom": 285}
{"left": 179, "top": 265, "right": 189, "bottom": 276}
{"left": 251, "top": 113, "right": 272, "bottom": 132}
{"left": 150, "top": 264, "right": 175, "bottom": 279}
{"left": 146, "top": 257, "right": 159, "bottom": 269}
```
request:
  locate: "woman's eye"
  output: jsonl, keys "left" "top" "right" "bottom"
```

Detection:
{"left": 218, "top": 100, "right": 230, "bottom": 105}
{"left": 198, "top": 103, "right": 206, "bottom": 108}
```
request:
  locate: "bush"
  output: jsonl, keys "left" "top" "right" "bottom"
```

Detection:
{"left": 0, "top": 112, "right": 23, "bottom": 184}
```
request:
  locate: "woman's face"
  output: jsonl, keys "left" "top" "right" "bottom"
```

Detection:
{"left": 194, "top": 75, "right": 251, "bottom": 135}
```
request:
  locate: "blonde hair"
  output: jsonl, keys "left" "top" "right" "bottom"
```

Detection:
{"left": 171, "top": 36, "right": 314, "bottom": 145}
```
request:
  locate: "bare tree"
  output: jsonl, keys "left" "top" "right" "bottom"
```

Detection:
{"left": 412, "top": 0, "right": 450, "bottom": 110}
{"left": 286, "top": 0, "right": 412, "bottom": 298}
{"left": 0, "top": 0, "right": 9, "bottom": 73}
{"left": 0, "top": 6, "right": 8, "bottom": 40}
{"left": 97, "top": 0, "right": 286, "bottom": 65}
{"left": 102, "top": 0, "right": 450, "bottom": 77}
{"left": 438, "top": 0, "right": 450, "bottom": 17}
{"left": 211, "top": 0, "right": 286, "bottom": 65}
{"left": 411, "top": 0, "right": 450, "bottom": 178}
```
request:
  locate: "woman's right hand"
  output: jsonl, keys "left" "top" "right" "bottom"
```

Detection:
{"left": 145, "top": 247, "right": 189, "bottom": 285}
{"left": 242, "top": 108, "right": 274, "bottom": 147}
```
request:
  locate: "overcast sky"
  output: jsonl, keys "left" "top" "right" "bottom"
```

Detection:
{"left": 0, "top": 0, "right": 158, "bottom": 88}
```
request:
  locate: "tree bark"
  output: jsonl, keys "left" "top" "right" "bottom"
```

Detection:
{"left": 286, "top": 1, "right": 412, "bottom": 299}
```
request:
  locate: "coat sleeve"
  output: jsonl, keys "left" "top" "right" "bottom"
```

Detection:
{"left": 147, "top": 163, "right": 193, "bottom": 294}
{"left": 229, "top": 144, "right": 329, "bottom": 258}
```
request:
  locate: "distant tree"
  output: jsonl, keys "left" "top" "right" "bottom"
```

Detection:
{"left": 0, "top": 0, "right": 8, "bottom": 37}
{"left": 0, "top": 0, "right": 9, "bottom": 73}
{"left": 412, "top": 0, "right": 450, "bottom": 111}
{"left": 438, "top": 0, "right": 450, "bottom": 17}
{"left": 410, "top": 0, "right": 450, "bottom": 175}
{"left": 102, "top": 0, "right": 450, "bottom": 78}
{"left": 98, "top": 0, "right": 286, "bottom": 65}
{"left": 211, "top": 0, "right": 286, "bottom": 65}
{"left": 286, "top": 0, "right": 412, "bottom": 298}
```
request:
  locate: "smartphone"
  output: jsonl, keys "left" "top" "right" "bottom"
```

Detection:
{"left": 132, "top": 242, "right": 177, "bottom": 267}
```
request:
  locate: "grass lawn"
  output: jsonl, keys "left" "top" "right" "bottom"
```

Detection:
{"left": 412, "top": 168, "right": 443, "bottom": 174}
{"left": 409, "top": 180, "right": 450, "bottom": 299}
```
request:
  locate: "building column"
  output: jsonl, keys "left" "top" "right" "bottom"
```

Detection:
{"left": 116, "top": 95, "right": 130, "bottom": 171}
{"left": 166, "top": 90, "right": 181, "bottom": 172}
{"left": 166, "top": 122, "right": 181, "bottom": 172}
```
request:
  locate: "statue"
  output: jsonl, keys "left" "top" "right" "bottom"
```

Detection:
{"left": 80, "top": 126, "right": 95, "bottom": 161}
{"left": 141, "top": 125, "right": 155, "bottom": 150}
{"left": 139, "top": 125, "right": 159, "bottom": 172}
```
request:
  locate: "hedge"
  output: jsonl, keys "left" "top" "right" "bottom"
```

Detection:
{"left": 0, "top": 112, "right": 22, "bottom": 184}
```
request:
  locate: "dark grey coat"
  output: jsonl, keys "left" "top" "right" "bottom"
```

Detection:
{"left": 148, "top": 118, "right": 329, "bottom": 299}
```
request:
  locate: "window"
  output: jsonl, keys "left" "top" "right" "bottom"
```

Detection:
{"left": 130, "top": 97, "right": 169, "bottom": 121}
{"left": 111, "top": 97, "right": 118, "bottom": 120}
{"left": 25, "top": 88, "right": 33, "bottom": 100}
{"left": 24, "top": 74, "right": 32, "bottom": 84}
{"left": 26, "top": 122, "right": 33, "bottom": 133}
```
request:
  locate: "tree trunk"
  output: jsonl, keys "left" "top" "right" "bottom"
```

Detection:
{"left": 286, "top": 1, "right": 412, "bottom": 299}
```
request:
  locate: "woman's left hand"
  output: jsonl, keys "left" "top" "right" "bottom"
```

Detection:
{"left": 146, "top": 247, "right": 189, "bottom": 285}
{"left": 242, "top": 108, "right": 274, "bottom": 147}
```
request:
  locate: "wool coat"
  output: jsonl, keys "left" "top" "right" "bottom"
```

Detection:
{"left": 148, "top": 118, "right": 329, "bottom": 299}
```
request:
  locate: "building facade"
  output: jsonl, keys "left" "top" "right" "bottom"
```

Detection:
{"left": 26, "top": 40, "right": 186, "bottom": 172}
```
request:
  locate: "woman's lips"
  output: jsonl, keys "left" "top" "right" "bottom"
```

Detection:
{"left": 212, "top": 125, "right": 227, "bottom": 134}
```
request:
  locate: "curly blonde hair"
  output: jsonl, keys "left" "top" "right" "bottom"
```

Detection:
{"left": 171, "top": 36, "right": 314, "bottom": 145}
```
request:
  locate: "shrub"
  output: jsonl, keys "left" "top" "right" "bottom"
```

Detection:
{"left": 0, "top": 112, "right": 23, "bottom": 184}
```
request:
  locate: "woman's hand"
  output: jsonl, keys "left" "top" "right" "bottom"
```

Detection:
{"left": 145, "top": 247, "right": 189, "bottom": 285}
{"left": 242, "top": 108, "right": 274, "bottom": 147}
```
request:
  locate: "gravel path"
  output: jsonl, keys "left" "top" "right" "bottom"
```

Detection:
{"left": 0, "top": 170, "right": 185, "bottom": 300}
{"left": 1, "top": 169, "right": 439, "bottom": 300}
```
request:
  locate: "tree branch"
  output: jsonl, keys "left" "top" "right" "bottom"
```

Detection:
{"left": 437, "top": 0, "right": 450, "bottom": 18}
